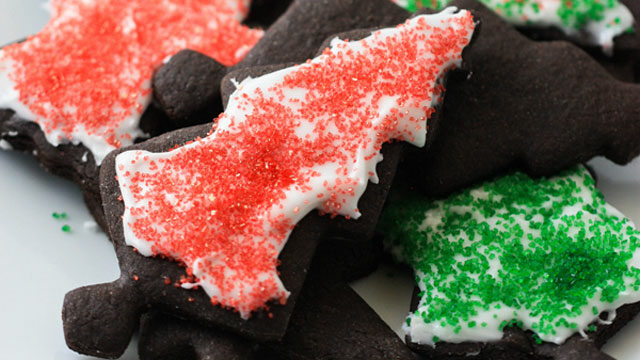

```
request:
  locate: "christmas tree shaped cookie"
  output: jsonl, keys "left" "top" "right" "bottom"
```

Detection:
{"left": 381, "top": 165, "right": 640, "bottom": 358}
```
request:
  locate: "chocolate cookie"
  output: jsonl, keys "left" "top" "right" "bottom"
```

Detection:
{"left": 380, "top": 165, "right": 640, "bottom": 359}
{"left": 138, "top": 237, "right": 407, "bottom": 360}
{"left": 403, "top": 0, "right": 640, "bottom": 198}
{"left": 260, "top": 263, "right": 413, "bottom": 360}
{"left": 138, "top": 312, "right": 257, "bottom": 360}
{"left": 137, "top": 279, "right": 413, "bottom": 360}
{"left": 243, "top": 0, "right": 295, "bottom": 29}
{"left": 235, "top": 0, "right": 409, "bottom": 68}
{"left": 151, "top": 50, "right": 227, "bottom": 129}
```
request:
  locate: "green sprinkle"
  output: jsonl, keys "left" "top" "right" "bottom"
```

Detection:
{"left": 53, "top": 211, "right": 68, "bottom": 220}
{"left": 382, "top": 165, "right": 640, "bottom": 344}
{"left": 432, "top": 336, "right": 440, "bottom": 343}
{"left": 62, "top": 225, "right": 71, "bottom": 233}
{"left": 533, "top": 334, "right": 543, "bottom": 345}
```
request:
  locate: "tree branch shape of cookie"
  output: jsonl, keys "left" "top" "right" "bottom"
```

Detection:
{"left": 0, "top": 0, "right": 262, "bottom": 164}
{"left": 393, "top": 0, "right": 634, "bottom": 52}
{"left": 115, "top": 9, "right": 475, "bottom": 318}
{"left": 381, "top": 165, "right": 640, "bottom": 351}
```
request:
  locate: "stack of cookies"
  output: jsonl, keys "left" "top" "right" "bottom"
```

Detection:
{"left": 2, "top": 0, "right": 640, "bottom": 359}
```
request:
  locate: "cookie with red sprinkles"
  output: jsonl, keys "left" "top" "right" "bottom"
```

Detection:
{"left": 402, "top": 0, "right": 640, "bottom": 198}
{"left": 65, "top": 123, "right": 403, "bottom": 358}
{"left": 0, "top": 0, "right": 263, "bottom": 229}
{"left": 116, "top": 9, "right": 474, "bottom": 318}
{"left": 62, "top": 10, "right": 475, "bottom": 357}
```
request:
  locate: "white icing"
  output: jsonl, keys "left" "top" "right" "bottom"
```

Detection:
{"left": 394, "top": 0, "right": 409, "bottom": 8}
{"left": 229, "top": 78, "right": 241, "bottom": 89}
{"left": 116, "top": 9, "right": 475, "bottom": 318}
{"left": 0, "top": 139, "right": 13, "bottom": 150}
{"left": 400, "top": 168, "right": 640, "bottom": 346}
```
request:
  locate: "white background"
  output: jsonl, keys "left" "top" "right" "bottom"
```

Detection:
{"left": 1, "top": 1, "right": 640, "bottom": 359}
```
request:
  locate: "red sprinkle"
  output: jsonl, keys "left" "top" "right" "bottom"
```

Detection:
{"left": 1, "top": 0, "right": 262, "bottom": 151}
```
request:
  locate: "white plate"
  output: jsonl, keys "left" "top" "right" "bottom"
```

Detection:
{"left": 1, "top": 2, "right": 640, "bottom": 359}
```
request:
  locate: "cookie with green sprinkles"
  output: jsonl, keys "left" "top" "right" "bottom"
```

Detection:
{"left": 402, "top": 0, "right": 640, "bottom": 198}
{"left": 380, "top": 165, "right": 640, "bottom": 359}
